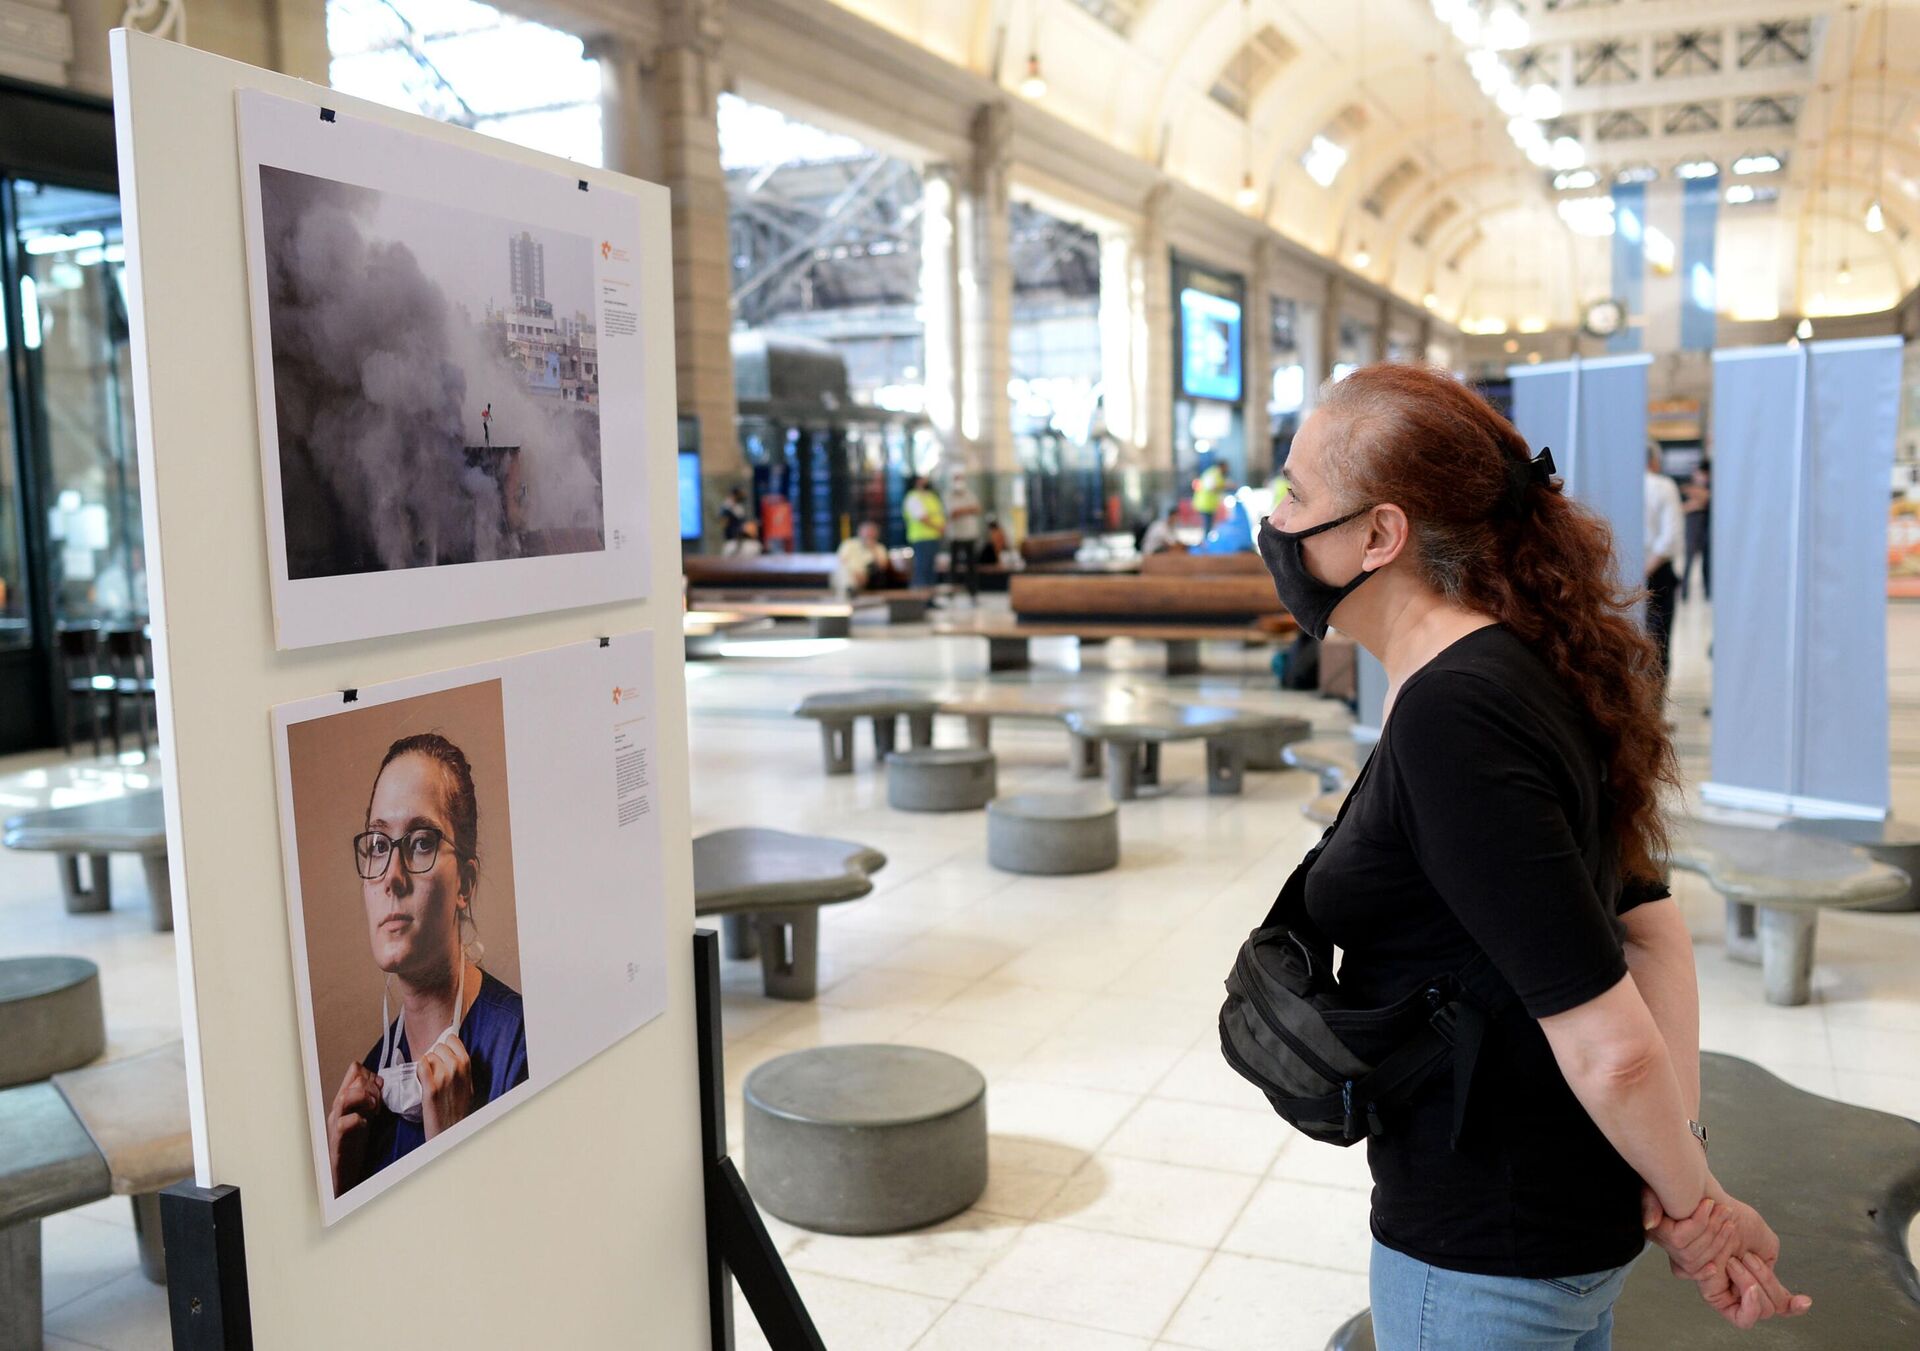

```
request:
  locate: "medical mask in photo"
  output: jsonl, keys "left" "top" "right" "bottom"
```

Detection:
{"left": 376, "top": 975, "right": 465, "bottom": 1123}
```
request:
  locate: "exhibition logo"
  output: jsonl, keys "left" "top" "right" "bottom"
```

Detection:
{"left": 613, "top": 684, "right": 640, "bottom": 705}
{"left": 600, "top": 240, "right": 632, "bottom": 264}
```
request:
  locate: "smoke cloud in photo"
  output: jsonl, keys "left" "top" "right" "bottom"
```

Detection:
{"left": 258, "top": 166, "right": 605, "bottom": 579}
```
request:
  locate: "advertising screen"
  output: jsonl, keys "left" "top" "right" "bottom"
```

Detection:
{"left": 677, "top": 450, "right": 702, "bottom": 541}
{"left": 1181, "top": 287, "right": 1244, "bottom": 403}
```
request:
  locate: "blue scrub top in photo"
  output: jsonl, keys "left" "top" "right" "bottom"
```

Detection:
{"left": 355, "top": 969, "right": 530, "bottom": 1183}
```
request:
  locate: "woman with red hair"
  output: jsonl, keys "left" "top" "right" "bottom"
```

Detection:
{"left": 1254, "top": 364, "right": 1808, "bottom": 1348}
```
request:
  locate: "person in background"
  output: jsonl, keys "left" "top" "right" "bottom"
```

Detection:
{"left": 734, "top": 521, "right": 764, "bottom": 559}
{"left": 1680, "top": 459, "right": 1711, "bottom": 603}
{"left": 903, "top": 475, "right": 946, "bottom": 590}
{"left": 979, "top": 515, "right": 1009, "bottom": 568}
{"left": 1140, "top": 505, "right": 1183, "bottom": 556}
{"left": 1644, "top": 442, "right": 1685, "bottom": 681}
{"left": 1191, "top": 462, "right": 1227, "bottom": 532}
{"left": 833, "top": 521, "right": 890, "bottom": 598}
{"left": 719, "top": 487, "right": 750, "bottom": 556}
{"left": 946, "top": 469, "right": 984, "bottom": 601}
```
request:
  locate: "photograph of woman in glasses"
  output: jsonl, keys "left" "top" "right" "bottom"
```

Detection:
{"left": 323, "top": 730, "right": 529, "bottom": 1198}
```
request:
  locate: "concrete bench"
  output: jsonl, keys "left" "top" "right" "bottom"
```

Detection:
{"left": 692, "top": 827, "right": 886, "bottom": 1000}
{"left": 1061, "top": 704, "right": 1311, "bottom": 801}
{"left": 743, "top": 1045, "right": 987, "bottom": 1235}
{"left": 1671, "top": 818, "right": 1910, "bottom": 1006}
{"left": 2, "top": 1042, "right": 192, "bottom": 1348}
{"left": 688, "top": 595, "right": 879, "bottom": 638}
{"left": 0, "top": 957, "right": 106, "bottom": 1090}
{"left": 1281, "top": 737, "right": 1365, "bottom": 793}
{"left": 987, "top": 791, "right": 1119, "bottom": 874}
{"left": 1328, "top": 1052, "right": 1920, "bottom": 1350}
{"left": 3, "top": 790, "right": 172, "bottom": 932}
{"left": 793, "top": 688, "right": 940, "bottom": 774}
{"left": 683, "top": 552, "right": 842, "bottom": 591}
{"left": 935, "top": 615, "right": 1294, "bottom": 677}
{"left": 682, "top": 609, "right": 774, "bottom": 658}
{"left": 885, "top": 748, "right": 996, "bottom": 812}
{"left": 1782, "top": 816, "right": 1920, "bottom": 913}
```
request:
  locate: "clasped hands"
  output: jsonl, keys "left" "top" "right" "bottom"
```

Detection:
{"left": 1641, "top": 1182, "right": 1813, "bottom": 1329}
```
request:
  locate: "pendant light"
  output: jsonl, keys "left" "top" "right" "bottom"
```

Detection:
{"left": 1867, "top": 0, "right": 1888, "bottom": 231}
{"left": 1018, "top": 6, "right": 1046, "bottom": 99}
{"left": 1236, "top": 0, "right": 1259, "bottom": 209}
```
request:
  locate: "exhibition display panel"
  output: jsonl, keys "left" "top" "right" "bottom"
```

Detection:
{"left": 110, "top": 29, "right": 716, "bottom": 1347}
{"left": 1705, "top": 337, "right": 1901, "bottom": 820}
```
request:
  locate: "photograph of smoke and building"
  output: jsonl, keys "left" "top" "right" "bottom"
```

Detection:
{"left": 258, "top": 165, "right": 604, "bottom": 578}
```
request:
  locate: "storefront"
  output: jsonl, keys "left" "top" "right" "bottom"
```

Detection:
{"left": 0, "top": 78, "right": 133, "bottom": 754}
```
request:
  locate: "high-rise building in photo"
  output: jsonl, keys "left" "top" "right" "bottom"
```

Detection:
{"left": 508, "top": 229, "right": 545, "bottom": 307}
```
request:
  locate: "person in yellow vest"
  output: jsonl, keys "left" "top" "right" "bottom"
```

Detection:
{"left": 903, "top": 475, "right": 947, "bottom": 590}
{"left": 1191, "top": 462, "right": 1228, "bottom": 531}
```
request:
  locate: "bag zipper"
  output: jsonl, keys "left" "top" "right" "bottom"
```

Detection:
{"left": 1233, "top": 945, "right": 1349, "bottom": 1085}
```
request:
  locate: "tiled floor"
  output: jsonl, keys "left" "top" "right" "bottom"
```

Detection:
{"left": 6, "top": 593, "right": 1920, "bottom": 1349}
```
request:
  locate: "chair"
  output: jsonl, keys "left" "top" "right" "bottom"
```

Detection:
{"left": 56, "top": 625, "right": 113, "bottom": 757}
{"left": 102, "top": 625, "right": 157, "bottom": 758}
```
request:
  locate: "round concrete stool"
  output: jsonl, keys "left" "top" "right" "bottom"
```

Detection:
{"left": 0, "top": 956, "right": 106, "bottom": 1089}
{"left": 987, "top": 791, "right": 1120, "bottom": 875}
{"left": 885, "top": 747, "right": 996, "bottom": 812}
{"left": 1784, "top": 817, "right": 1920, "bottom": 912}
{"left": 744, "top": 1044, "right": 988, "bottom": 1234}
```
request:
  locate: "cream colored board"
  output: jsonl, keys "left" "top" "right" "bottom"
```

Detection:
{"left": 109, "top": 30, "right": 708, "bottom": 1348}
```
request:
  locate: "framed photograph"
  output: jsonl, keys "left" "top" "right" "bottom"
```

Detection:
{"left": 237, "top": 89, "right": 654, "bottom": 648}
{"left": 271, "top": 633, "right": 666, "bottom": 1223}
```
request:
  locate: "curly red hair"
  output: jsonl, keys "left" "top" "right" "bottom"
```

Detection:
{"left": 1316, "top": 363, "right": 1680, "bottom": 883}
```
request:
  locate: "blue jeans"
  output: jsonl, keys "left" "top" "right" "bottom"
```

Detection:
{"left": 1369, "top": 1239, "right": 1639, "bottom": 1351}
{"left": 910, "top": 539, "right": 940, "bottom": 588}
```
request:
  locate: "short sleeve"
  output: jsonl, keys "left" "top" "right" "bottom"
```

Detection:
{"left": 1387, "top": 671, "right": 1629, "bottom": 1019}
{"left": 1616, "top": 876, "right": 1671, "bottom": 917}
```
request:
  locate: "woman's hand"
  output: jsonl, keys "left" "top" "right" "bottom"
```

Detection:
{"left": 1643, "top": 1184, "right": 1813, "bottom": 1326}
{"left": 419, "top": 1032, "right": 475, "bottom": 1139}
{"left": 326, "top": 1062, "right": 382, "bottom": 1196}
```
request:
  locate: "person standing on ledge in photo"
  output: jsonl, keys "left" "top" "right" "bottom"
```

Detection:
{"left": 326, "top": 733, "right": 529, "bottom": 1198}
{"left": 946, "top": 468, "right": 984, "bottom": 601}
{"left": 1252, "top": 364, "right": 1809, "bottom": 1348}
{"left": 1644, "top": 441, "right": 1685, "bottom": 682}
{"left": 903, "top": 475, "right": 946, "bottom": 591}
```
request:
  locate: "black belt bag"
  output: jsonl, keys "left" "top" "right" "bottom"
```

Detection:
{"left": 1217, "top": 756, "right": 1517, "bottom": 1149}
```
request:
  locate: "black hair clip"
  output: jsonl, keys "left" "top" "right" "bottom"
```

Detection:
{"left": 1500, "top": 447, "right": 1558, "bottom": 520}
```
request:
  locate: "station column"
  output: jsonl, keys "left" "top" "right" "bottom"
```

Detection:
{"left": 589, "top": 6, "right": 740, "bottom": 476}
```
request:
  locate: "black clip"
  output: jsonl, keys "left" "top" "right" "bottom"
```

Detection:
{"left": 320, "top": 107, "right": 336, "bottom": 123}
{"left": 578, "top": 179, "right": 589, "bottom": 192}
{"left": 342, "top": 689, "right": 358, "bottom": 703}
{"left": 598, "top": 636, "right": 611, "bottom": 648}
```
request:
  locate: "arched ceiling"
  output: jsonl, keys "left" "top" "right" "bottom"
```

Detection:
{"left": 820, "top": 0, "right": 1920, "bottom": 328}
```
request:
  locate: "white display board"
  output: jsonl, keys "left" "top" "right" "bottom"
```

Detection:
{"left": 270, "top": 635, "right": 668, "bottom": 1225}
{"left": 235, "top": 91, "right": 655, "bottom": 649}
{"left": 112, "top": 30, "right": 709, "bottom": 1345}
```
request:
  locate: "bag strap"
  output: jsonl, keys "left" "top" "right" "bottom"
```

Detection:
{"left": 1260, "top": 745, "right": 1377, "bottom": 933}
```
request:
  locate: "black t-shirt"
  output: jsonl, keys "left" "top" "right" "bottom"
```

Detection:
{"left": 1303, "top": 624, "right": 1666, "bottom": 1278}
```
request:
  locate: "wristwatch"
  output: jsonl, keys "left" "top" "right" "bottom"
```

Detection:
{"left": 1688, "top": 1119, "right": 1709, "bottom": 1153}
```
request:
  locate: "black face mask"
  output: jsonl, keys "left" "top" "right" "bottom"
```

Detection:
{"left": 1256, "top": 509, "right": 1376, "bottom": 640}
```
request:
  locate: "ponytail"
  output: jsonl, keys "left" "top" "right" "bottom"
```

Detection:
{"left": 1320, "top": 365, "right": 1680, "bottom": 881}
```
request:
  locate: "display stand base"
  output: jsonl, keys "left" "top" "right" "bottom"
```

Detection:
{"left": 157, "top": 937, "right": 819, "bottom": 1350}
{"left": 159, "top": 1183, "right": 251, "bottom": 1350}
{"left": 695, "top": 929, "right": 826, "bottom": 1350}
